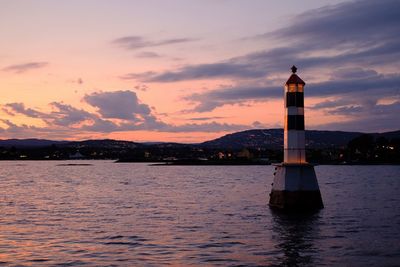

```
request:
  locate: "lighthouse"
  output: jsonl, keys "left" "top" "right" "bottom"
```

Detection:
{"left": 269, "top": 66, "right": 323, "bottom": 210}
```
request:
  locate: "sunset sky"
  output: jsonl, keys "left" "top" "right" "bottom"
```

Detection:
{"left": 0, "top": 0, "right": 399, "bottom": 142}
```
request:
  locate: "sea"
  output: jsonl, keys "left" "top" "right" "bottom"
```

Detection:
{"left": 0, "top": 161, "right": 399, "bottom": 266}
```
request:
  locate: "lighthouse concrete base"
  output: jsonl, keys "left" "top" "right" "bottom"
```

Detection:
{"left": 269, "top": 163, "right": 323, "bottom": 210}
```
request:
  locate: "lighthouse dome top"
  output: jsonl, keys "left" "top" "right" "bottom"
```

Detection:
{"left": 285, "top": 65, "right": 305, "bottom": 85}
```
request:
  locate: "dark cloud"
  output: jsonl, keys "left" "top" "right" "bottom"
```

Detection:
{"left": 267, "top": 0, "right": 400, "bottom": 49}
{"left": 137, "top": 62, "right": 266, "bottom": 82}
{"left": 84, "top": 90, "right": 151, "bottom": 120}
{"left": 137, "top": 40, "right": 399, "bottom": 83}
{"left": 185, "top": 85, "right": 281, "bottom": 112}
{"left": 329, "top": 68, "right": 378, "bottom": 80}
{"left": 314, "top": 101, "right": 400, "bottom": 132}
{"left": 309, "top": 99, "right": 352, "bottom": 110}
{"left": 124, "top": 47, "right": 298, "bottom": 82}
{"left": 183, "top": 71, "right": 400, "bottom": 112}
{"left": 113, "top": 36, "right": 195, "bottom": 50}
{"left": 125, "top": 0, "right": 399, "bottom": 86}
{"left": 328, "top": 105, "right": 364, "bottom": 115}
{"left": 306, "top": 74, "right": 400, "bottom": 97}
{"left": 2, "top": 62, "right": 48, "bottom": 74}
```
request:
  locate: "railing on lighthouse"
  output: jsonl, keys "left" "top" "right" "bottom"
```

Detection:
{"left": 284, "top": 65, "right": 306, "bottom": 164}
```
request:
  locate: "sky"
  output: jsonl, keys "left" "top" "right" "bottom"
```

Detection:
{"left": 0, "top": 0, "right": 399, "bottom": 142}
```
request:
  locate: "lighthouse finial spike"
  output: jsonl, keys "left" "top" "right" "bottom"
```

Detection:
{"left": 291, "top": 65, "right": 297, "bottom": 74}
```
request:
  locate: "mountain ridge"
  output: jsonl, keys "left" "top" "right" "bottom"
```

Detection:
{"left": 200, "top": 129, "right": 400, "bottom": 149}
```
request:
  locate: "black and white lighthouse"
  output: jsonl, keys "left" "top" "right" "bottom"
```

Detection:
{"left": 269, "top": 66, "right": 323, "bottom": 210}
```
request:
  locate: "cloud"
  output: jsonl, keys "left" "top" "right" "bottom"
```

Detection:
{"left": 3, "top": 103, "right": 46, "bottom": 118}
{"left": 122, "top": 0, "right": 399, "bottom": 86}
{"left": 81, "top": 117, "right": 246, "bottom": 133}
{"left": 49, "top": 102, "right": 96, "bottom": 126}
{"left": 80, "top": 90, "right": 249, "bottom": 133}
{"left": 66, "top": 78, "right": 84, "bottom": 85}
{"left": 79, "top": 118, "right": 122, "bottom": 133}
{"left": 188, "top": 116, "right": 226, "bottom": 121}
{"left": 120, "top": 71, "right": 157, "bottom": 80}
{"left": 314, "top": 101, "right": 400, "bottom": 132}
{"left": 2, "top": 62, "right": 48, "bottom": 74}
{"left": 137, "top": 40, "right": 399, "bottom": 83}
{"left": 135, "top": 51, "right": 162, "bottom": 58}
{"left": 166, "top": 122, "right": 247, "bottom": 133}
{"left": 3, "top": 102, "right": 96, "bottom": 127}
{"left": 266, "top": 0, "right": 400, "bottom": 49}
{"left": 1, "top": 88, "right": 251, "bottom": 136}
{"left": 306, "top": 73, "right": 400, "bottom": 98}
{"left": 69, "top": 113, "right": 246, "bottom": 134}
{"left": 328, "top": 105, "right": 364, "bottom": 115}
{"left": 183, "top": 70, "right": 400, "bottom": 112}
{"left": 134, "top": 84, "right": 148, "bottom": 91}
{"left": 0, "top": 119, "right": 40, "bottom": 136}
{"left": 135, "top": 62, "right": 266, "bottom": 82}
{"left": 112, "top": 36, "right": 195, "bottom": 50}
{"left": 309, "top": 99, "right": 352, "bottom": 110}
{"left": 122, "top": 47, "right": 297, "bottom": 82}
{"left": 0, "top": 118, "right": 85, "bottom": 140}
{"left": 84, "top": 90, "right": 151, "bottom": 120}
{"left": 329, "top": 68, "right": 378, "bottom": 80}
{"left": 185, "top": 84, "right": 281, "bottom": 112}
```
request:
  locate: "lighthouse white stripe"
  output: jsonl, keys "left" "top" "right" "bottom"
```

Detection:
{"left": 284, "top": 130, "right": 305, "bottom": 149}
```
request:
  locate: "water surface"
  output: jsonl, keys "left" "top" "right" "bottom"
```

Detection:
{"left": 0, "top": 161, "right": 399, "bottom": 266}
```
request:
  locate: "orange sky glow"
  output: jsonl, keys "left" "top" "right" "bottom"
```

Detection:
{"left": 0, "top": 0, "right": 399, "bottom": 142}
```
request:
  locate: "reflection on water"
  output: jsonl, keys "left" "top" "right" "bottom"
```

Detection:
{"left": 271, "top": 211, "right": 321, "bottom": 266}
{"left": 0, "top": 161, "right": 399, "bottom": 266}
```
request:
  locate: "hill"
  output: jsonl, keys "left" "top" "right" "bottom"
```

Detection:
{"left": 200, "top": 129, "right": 400, "bottom": 150}
{"left": 0, "top": 139, "right": 68, "bottom": 148}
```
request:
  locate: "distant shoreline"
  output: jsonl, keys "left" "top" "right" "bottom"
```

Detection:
{"left": 115, "top": 159, "right": 400, "bottom": 166}
{"left": 0, "top": 129, "right": 398, "bottom": 164}
{"left": 0, "top": 159, "right": 398, "bottom": 165}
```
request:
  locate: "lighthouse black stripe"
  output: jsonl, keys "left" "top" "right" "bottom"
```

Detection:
{"left": 287, "top": 115, "right": 305, "bottom": 130}
{"left": 286, "top": 92, "right": 304, "bottom": 107}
